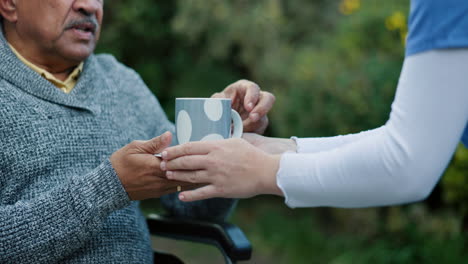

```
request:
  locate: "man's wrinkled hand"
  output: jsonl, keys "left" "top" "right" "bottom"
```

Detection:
{"left": 110, "top": 132, "right": 201, "bottom": 200}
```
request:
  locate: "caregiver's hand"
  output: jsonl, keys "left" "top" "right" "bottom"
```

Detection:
{"left": 159, "top": 138, "right": 284, "bottom": 202}
{"left": 243, "top": 133, "right": 297, "bottom": 154}
{"left": 211, "top": 80, "right": 275, "bottom": 134}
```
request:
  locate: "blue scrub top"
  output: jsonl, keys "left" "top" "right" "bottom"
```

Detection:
{"left": 405, "top": 0, "right": 468, "bottom": 146}
{"left": 406, "top": 0, "right": 468, "bottom": 56}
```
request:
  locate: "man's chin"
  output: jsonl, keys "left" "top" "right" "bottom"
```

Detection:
{"left": 61, "top": 45, "right": 96, "bottom": 63}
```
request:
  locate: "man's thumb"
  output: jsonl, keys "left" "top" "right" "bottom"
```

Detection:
{"left": 141, "top": 131, "right": 172, "bottom": 154}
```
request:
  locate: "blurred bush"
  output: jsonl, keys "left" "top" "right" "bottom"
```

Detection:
{"left": 98, "top": 0, "right": 409, "bottom": 135}
{"left": 442, "top": 145, "right": 468, "bottom": 223}
{"left": 168, "top": 0, "right": 407, "bottom": 136}
{"left": 231, "top": 197, "right": 467, "bottom": 263}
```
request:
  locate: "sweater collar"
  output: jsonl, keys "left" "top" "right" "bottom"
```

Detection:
{"left": 8, "top": 42, "right": 84, "bottom": 94}
{"left": 0, "top": 23, "right": 101, "bottom": 113}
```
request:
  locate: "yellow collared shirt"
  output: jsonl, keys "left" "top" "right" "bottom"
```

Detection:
{"left": 9, "top": 44, "right": 83, "bottom": 94}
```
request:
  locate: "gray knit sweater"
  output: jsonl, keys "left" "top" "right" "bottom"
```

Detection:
{"left": 0, "top": 28, "right": 235, "bottom": 263}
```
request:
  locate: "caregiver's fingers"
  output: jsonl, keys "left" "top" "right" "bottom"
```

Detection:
{"left": 241, "top": 81, "right": 261, "bottom": 112}
{"left": 161, "top": 141, "right": 213, "bottom": 160}
{"left": 178, "top": 185, "right": 219, "bottom": 202}
{"left": 165, "top": 170, "right": 210, "bottom": 184}
{"left": 249, "top": 91, "right": 275, "bottom": 122}
{"left": 160, "top": 155, "right": 207, "bottom": 171}
{"left": 243, "top": 115, "right": 269, "bottom": 134}
{"left": 223, "top": 80, "right": 261, "bottom": 111}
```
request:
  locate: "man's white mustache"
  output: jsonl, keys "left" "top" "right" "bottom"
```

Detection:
{"left": 66, "top": 17, "right": 99, "bottom": 33}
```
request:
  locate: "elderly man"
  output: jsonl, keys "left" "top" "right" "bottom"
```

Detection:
{"left": 0, "top": 0, "right": 274, "bottom": 263}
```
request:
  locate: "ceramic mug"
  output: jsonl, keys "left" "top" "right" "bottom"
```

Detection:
{"left": 175, "top": 98, "right": 243, "bottom": 144}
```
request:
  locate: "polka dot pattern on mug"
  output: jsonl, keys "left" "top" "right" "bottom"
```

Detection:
{"left": 200, "top": 133, "right": 225, "bottom": 141}
{"left": 176, "top": 110, "right": 192, "bottom": 144}
{"left": 176, "top": 99, "right": 226, "bottom": 144}
{"left": 204, "top": 99, "right": 223, "bottom": 121}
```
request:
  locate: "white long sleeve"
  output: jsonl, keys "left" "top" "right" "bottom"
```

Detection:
{"left": 293, "top": 128, "right": 381, "bottom": 153}
{"left": 277, "top": 49, "right": 468, "bottom": 208}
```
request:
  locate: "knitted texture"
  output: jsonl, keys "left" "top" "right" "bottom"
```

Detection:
{"left": 0, "top": 27, "right": 235, "bottom": 263}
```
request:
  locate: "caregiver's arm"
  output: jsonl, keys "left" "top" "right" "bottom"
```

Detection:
{"left": 242, "top": 128, "right": 383, "bottom": 155}
{"left": 292, "top": 128, "right": 383, "bottom": 153}
{"left": 160, "top": 49, "right": 468, "bottom": 207}
{"left": 278, "top": 49, "right": 468, "bottom": 207}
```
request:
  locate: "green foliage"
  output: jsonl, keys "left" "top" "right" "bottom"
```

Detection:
{"left": 442, "top": 145, "right": 468, "bottom": 216}
{"left": 98, "top": 0, "right": 409, "bottom": 135}
{"left": 233, "top": 198, "right": 468, "bottom": 264}
{"left": 170, "top": 0, "right": 407, "bottom": 136}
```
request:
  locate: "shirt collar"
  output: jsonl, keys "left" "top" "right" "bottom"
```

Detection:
{"left": 8, "top": 43, "right": 83, "bottom": 93}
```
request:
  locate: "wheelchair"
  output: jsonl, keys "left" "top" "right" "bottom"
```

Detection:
{"left": 147, "top": 214, "right": 252, "bottom": 264}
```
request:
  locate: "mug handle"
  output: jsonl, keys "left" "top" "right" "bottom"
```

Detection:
{"left": 231, "top": 109, "right": 243, "bottom": 138}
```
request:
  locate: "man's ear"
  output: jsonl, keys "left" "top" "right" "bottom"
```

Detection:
{"left": 0, "top": 0, "right": 18, "bottom": 23}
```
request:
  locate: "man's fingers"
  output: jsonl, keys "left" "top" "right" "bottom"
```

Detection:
{"left": 138, "top": 131, "right": 172, "bottom": 154}
{"left": 162, "top": 141, "right": 212, "bottom": 160}
{"left": 254, "top": 116, "right": 269, "bottom": 134}
{"left": 178, "top": 185, "right": 218, "bottom": 202}
{"left": 166, "top": 170, "right": 209, "bottom": 184}
{"left": 161, "top": 155, "right": 207, "bottom": 171}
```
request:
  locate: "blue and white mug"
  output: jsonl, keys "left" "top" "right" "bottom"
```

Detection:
{"left": 175, "top": 98, "right": 243, "bottom": 144}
